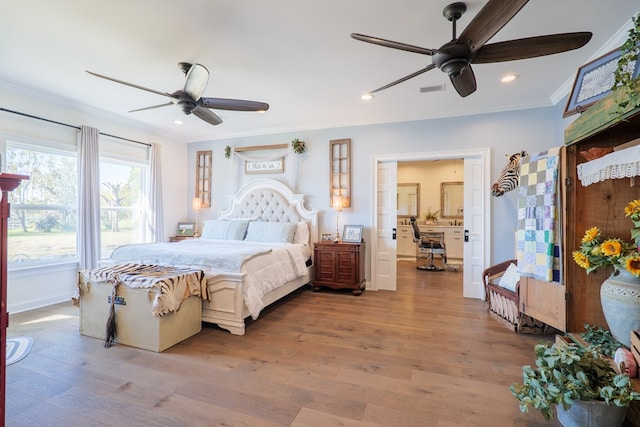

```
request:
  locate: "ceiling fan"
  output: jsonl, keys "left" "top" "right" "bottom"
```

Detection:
{"left": 86, "top": 62, "right": 269, "bottom": 126}
{"left": 351, "top": 0, "right": 592, "bottom": 97}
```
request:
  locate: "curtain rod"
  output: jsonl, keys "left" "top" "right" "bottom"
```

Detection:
{"left": 0, "top": 107, "right": 152, "bottom": 147}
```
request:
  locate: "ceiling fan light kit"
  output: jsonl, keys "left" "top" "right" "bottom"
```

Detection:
{"left": 87, "top": 62, "right": 269, "bottom": 127}
{"left": 351, "top": 0, "right": 592, "bottom": 98}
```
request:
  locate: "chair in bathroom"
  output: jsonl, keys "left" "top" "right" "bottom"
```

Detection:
{"left": 410, "top": 217, "right": 446, "bottom": 271}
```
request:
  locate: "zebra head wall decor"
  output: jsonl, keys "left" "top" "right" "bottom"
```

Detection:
{"left": 491, "top": 150, "right": 528, "bottom": 197}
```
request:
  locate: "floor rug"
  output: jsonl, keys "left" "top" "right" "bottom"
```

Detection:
{"left": 6, "top": 336, "right": 33, "bottom": 366}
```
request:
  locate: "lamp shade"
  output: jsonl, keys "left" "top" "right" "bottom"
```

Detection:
{"left": 192, "top": 197, "right": 202, "bottom": 211}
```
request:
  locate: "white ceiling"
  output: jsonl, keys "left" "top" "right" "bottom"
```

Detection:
{"left": 0, "top": 1, "right": 637, "bottom": 143}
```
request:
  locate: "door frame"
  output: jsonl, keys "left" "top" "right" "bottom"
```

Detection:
{"left": 370, "top": 148, "right": 491, "bottom": 296}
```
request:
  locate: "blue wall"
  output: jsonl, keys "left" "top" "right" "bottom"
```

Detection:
{"left": 188, "top": 104, "right": 567, "bottom": 268}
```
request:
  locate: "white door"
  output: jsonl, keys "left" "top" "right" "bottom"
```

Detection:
{"left": 374, "top": 161, "right": 397, "bottom": 291}
{"left": 372, "top": 148, "right": 489, "bottom": 295}
{"left": 463, "top": 157, "right": 485, "bottom": 299}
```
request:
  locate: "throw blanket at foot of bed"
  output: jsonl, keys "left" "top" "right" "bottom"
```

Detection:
{"left": 76, "top": 263, "right": 207, "bottom": 316}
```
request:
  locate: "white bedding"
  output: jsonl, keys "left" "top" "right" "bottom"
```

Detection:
{"left": 109, "top": 238, "right": 310, "bottom": 319}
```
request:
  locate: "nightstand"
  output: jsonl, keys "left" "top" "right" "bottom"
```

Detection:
{"left": 313, "top": 241, "right": 365, "bottom": 295}
{"left": 169, "top": 235, "right": 197, "bottom": 242}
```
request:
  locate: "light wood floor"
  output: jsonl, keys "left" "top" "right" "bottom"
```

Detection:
{"left": 5, "top": 261, "right": 560, "bottom": 427}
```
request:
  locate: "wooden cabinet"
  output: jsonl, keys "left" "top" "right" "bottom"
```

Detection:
{"left": 560, "top": 102, "right": 640, "bottom": 333}
{"left": 396, "top": 225, "right": 416, "bottom": 259}
{"left": 525, "top": 92, "right": 640, "bottom": 334}
{"left": 443, "top": 227, "right": 463, "bottom": 260}
{"left": 313, "top": 241, "right": 365, "bottom": 295}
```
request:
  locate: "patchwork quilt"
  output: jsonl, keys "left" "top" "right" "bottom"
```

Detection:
{"left": 516, "top": 147, "right": 562, "bottom": 283}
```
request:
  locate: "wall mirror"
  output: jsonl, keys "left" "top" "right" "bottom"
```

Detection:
{"left": 195, "top": 150, "right": 212, "bottom": 208}
{"left": 397, "top": 183, "right": 420, "bottom": 218}
{"left": 441, "top": 181, "right": 463, "bottom": 219}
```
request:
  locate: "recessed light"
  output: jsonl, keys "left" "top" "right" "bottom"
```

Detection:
{"left": 174, "top": 119, "right": 184, "bottom": 125}
{"left": 501, "top": 73, "right": 519, "bottom": 83}
{"left": 361, "top": 93, "right": 374, "bottom": 101}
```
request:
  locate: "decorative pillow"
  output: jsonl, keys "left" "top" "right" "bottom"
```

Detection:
{"left": 200, "top": 219, "right": 250, "bottom": 240}
{"left": 244, "top": 221, "right": 297, "bottom": 243}
{"left": 498, "top": 262, "right": 520, "bottom": 293}
{"left": 292, "top": 222, "right": 310, "bottom": 245}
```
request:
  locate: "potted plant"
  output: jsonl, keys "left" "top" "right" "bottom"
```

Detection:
{"left": 291, "top": 138, "right": 306, "bottom": 154}
{"left": 511, "top": 342, "right": 640, "bottom": 426}
{"left": 572, "top": 199, "right": 640, "bottom": 347}
{"left": 424, "top": 207, "right": 439, "bottom": 224}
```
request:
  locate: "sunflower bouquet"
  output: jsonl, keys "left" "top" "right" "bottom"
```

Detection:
{"left": 572, "top": 200, "right": 640, "bottom": 276}
{"left": 573, "top": 200, "right": 640, "bottom": 276}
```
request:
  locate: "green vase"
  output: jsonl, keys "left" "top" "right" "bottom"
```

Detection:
{"left": 600, "top": 268, "right": 640, "bottom": 347}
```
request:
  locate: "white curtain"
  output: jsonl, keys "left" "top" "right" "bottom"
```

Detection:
{"left": 148, "top": 143, "right": 165, "bottom": 242}
{"left": 77, "top": 125, "right": 101, "bottom": 270}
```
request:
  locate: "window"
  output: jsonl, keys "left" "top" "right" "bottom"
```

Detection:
{"left": 6, "top": 141, "right": 78, "bottom": 267}
{"left": 6, "top": 136, "right": 150, "bottom": 267}
{"left": 99, "top": 159, "right": 147, "bottom": 258}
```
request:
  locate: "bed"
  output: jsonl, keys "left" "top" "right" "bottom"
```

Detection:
{"left": 107, "top": 179, "right": 318, "bottom": 335}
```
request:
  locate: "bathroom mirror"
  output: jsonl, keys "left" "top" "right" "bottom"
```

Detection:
{"left": 397, "top": 183, "right": 420, "bottom": 218}
{"left": 441, "top": 181, "right": 463, "bottom": 219}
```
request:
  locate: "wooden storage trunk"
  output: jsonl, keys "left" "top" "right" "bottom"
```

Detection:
{"left": 78, "top": 278, "right": 202, "bottom": 352}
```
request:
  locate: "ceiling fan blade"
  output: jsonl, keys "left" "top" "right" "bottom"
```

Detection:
{"left": 183, "top": 63, "right": 209, "bottom": 100}
{"left": 351, "top": 33, "right": 436, "bottom": 56}
{"left": 458, "top": 0, "right": 528, "bottom": 53}
{"left": 192, "top": 107, "right": 223, "bottom": 126}
{"left": 199, "top": 97, "right": 269, "bottom": 112}
{"left": 450, "top": 65, "right": 476, "bottom": 97}
{"left": 368, "top": 64, "right": 436, "bottom": 94}
{"left": 86, "top": 71, "right": 173, "bottom": 98}
{"left": 128, "top": 102, "right": 174, "bottom": 113}
{"left": 472, "top": 32, "right": 592, "bottom": 64}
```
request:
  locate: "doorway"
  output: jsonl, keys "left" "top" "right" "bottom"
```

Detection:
{"left": 370, "top": 148, "right": 491, "bottom": 299}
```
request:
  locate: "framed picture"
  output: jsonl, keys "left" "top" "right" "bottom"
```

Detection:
{"left": 321, "top": 233, "right": 333, "bottom": 241}
{"left": 176, "top": 222, "right": 195, "bottom": 237}
{"left": 563, "top": 48, "right": 640, "bottom": 118}
{"left": 245, "top": 158, "right": 284, "bottom": 174}
{"left": 342, "top": 225, "right": 363, "bottom": 243}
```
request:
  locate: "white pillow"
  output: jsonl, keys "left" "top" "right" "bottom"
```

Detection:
{"left": 498, "top": 262, "right": 520, "bottom": 293}
{"left": 244, "top": 221, "right": 297, "bottom": 243}
{"left": 292, "top": 222, "right": 310, "bottom": 245}
{"left": 200, "top": 219, "right": 250, "bottom": 240}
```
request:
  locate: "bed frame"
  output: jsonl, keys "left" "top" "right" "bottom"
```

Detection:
{"left": 200, "top": 179, "right": 317, "bottom": 335}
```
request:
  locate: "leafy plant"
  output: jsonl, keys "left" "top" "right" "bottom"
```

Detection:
{"left": 581, "top": 324, "right": 623, "bottom": 357}
{"left": 511, "top": 342, "right": 640, "bottom": 420}
{"left": 224, "top": 145, "right": 231, "bottom": 159}
{"left": 424, "top": 207, "right": 439, "bottom": 223}
{"left": 291, "top": 138, "right": 306, "bottom": 154}
{"left": 612, "top": 12, "right": 640, "bottom": 113}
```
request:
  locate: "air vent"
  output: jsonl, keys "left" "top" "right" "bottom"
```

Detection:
{"left": 419, "top": 84, "right": 445, "bottom": 93}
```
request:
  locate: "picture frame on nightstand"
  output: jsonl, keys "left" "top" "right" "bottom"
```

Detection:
{"left": 320, "top": 233, "right": 333, "bottom": 241}
{"left": 177, "top": 222, "right": 195, "bottom": 237}
{"left": 342, "top": 225, "right": 363, "bottom": 243}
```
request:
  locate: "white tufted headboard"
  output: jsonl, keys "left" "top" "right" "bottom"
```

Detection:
{"left": 219, "top": 179, "right": 318, "bottom": 244}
